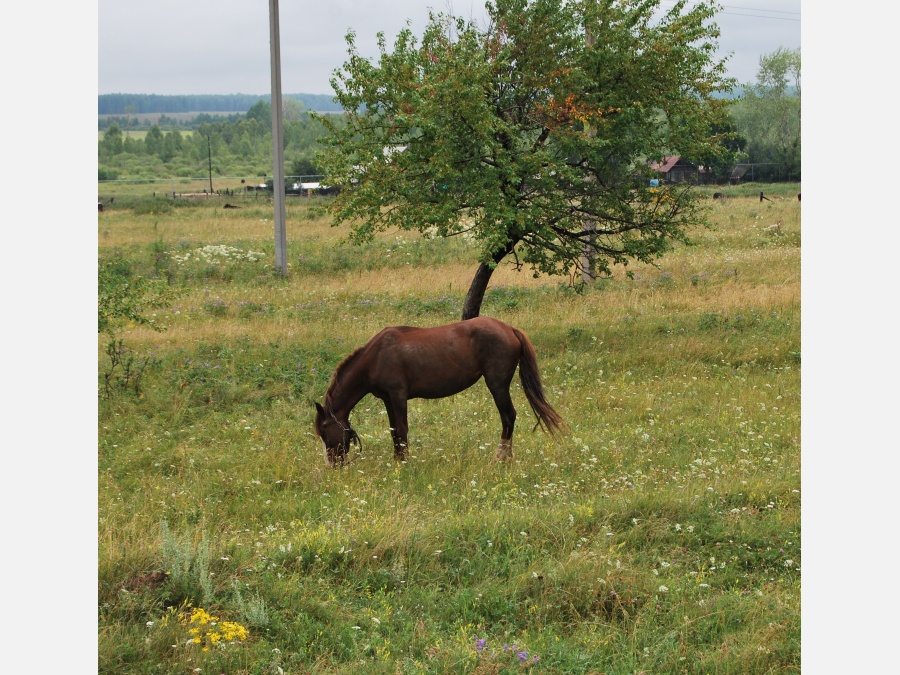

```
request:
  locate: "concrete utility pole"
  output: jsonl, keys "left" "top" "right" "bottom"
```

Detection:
{"left": 207, "top": 136, "right": 214, "bottom": 193}
{"left": 269, "top": 0, "right": 288, "bottom": 275}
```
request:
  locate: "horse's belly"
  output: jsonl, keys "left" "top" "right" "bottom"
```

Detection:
{"left": 411, "top": 372, "right": 481, "bottom": 399}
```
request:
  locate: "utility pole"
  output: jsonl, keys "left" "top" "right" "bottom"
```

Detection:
{"left": 269, "top": 0, "right": 288, "bottom": 275}
{"left": 207, "top": 136, "right": 213, "bottom": 193}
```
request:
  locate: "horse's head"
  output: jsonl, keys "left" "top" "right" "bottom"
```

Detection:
{"left": 314, "top": 402, "right": 360, "bottom": 467}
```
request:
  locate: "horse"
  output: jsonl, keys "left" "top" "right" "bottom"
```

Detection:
{"left": 313, "top": 316, "right": 564, "bottom": 466}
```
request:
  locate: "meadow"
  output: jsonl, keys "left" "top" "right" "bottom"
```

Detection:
{"left": 98, "top": 183, "right": 800, "bottom": 674}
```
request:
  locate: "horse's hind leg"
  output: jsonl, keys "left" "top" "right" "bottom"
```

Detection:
{"left": 486, "top": 381, "right": 516, "bottom": 461}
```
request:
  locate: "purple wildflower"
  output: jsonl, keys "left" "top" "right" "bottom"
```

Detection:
{"left": 476, "top": 638, "right": 486, "bottom": 652}
{"left": 518, "top": 650, "right": 528, "bottom": 662}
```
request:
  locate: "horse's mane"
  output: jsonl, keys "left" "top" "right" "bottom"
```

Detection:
{"left": 324, "top": 345, "right": 367, "bottom": 408}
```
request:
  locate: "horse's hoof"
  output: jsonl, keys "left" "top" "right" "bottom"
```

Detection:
{"left": 495, "top": 442, "right": 514, "bottom": 462}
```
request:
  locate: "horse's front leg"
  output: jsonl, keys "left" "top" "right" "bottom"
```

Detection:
{"left": 383, "top": 394, "right": 409, "bottom": 461}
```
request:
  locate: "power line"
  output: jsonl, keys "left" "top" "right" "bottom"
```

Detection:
{"left": 723, "top": 5, "right": 800, "bottom": 16}
{"left": 721, "top": 11, "right": 800, "bottom": 22}
{"left": 658, "top": 1, "right": 801, "bottom": 21}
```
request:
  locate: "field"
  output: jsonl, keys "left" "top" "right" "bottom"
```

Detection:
{"left": 98, "top": 183, "right": 800, "bottom": 674}
{"left": 100, "top": 178, "right": 276, "bottom": 201}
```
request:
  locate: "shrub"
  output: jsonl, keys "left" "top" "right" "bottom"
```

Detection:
{"left": 98, "top": 256, "right": 178, "bottom": 336}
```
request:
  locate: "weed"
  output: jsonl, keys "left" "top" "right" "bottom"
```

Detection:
{"left": 232, "top": 581, "right": 270, "bottom": 628}
{"left": 159, "top": 521, "right": 214, "bottom": 606}
{"left": 652, "top": 271, "right": 675, "bottom": 288}
{"left": 698, "top": 312, "right": 722, "bottom": 330}
{"left": 102, "top": 338, "right": 155, "bottom": 398}
{"left": 236, "top": 301, "right": 273, "bottom": 318}
{"left": 202, "top": 297, "right": 230, "bottom": 317}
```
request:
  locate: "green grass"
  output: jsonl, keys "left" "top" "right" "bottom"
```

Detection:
{"left": 98, "top": 184, "right": 800, "bottom": 673}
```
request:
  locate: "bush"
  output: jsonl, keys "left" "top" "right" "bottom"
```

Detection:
{"left": 99, "top": 166, "right": 119, "bottom": 181}
{"left": 98, "top": 256, "right": 179, "bottom": 335}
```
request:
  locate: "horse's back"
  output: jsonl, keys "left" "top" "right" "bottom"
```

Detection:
{"left": 366, "top": 318, "right": 521, "bottom": 399}
{"left": 373, "top": 317, "right": 516, "bottom": 347}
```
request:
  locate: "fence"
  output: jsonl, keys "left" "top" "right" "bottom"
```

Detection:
{"left": 729, "top": 163, "right": 789, "bottom": 183}
{"left": 98, "top": 175, "right": 326, "bottom": 201}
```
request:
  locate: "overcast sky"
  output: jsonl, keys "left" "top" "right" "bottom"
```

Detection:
{"left": 98, "top": 1, "right": 800, "bottom": 97}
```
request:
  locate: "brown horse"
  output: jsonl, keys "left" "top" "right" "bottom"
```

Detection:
{"left": 313, "top": 316, "right": 563, "bottom": 466}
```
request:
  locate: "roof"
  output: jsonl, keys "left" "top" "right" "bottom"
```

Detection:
{"left": 650, "top": 156, "right": 697, "bottom": 173}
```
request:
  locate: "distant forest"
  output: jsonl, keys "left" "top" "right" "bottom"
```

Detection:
{"left": 98, "top": 93, "right": 342, "bottom": 115}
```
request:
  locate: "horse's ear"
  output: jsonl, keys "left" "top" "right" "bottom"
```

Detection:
{"left": 314, "top": 402, "right": 325, "bottom": 415}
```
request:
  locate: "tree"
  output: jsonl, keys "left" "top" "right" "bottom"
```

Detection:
{"left": 697, "top": 117, "right": 747, "bottom": 183}
{"left": 145, "top": 124, "right": 164, "bottom": 156}
{"left": 101, "top": 123, "right": 124, "bottom": 157}
{"left": 283, "top": 98, "right": 305, "bottom": 122}
{"left": 290, "top": 156, "right": 319, "bottom": 177}
{"left": 731, "top": 47, "right": 800, "bottom": 181}
{"left": 161, "top": 130, "right": 183, "bottom": 162}
{"left": 245, "top": 100, "right": 272, "bottom": 130}
{"left": 316, "top": 0, "right": 736, "bottom": 319}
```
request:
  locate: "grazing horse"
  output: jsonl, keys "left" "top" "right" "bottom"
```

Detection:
{"left": 313, "top": 316, "right": 563, "bottom": 466}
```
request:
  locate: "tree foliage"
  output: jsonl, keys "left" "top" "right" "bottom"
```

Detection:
{"left": 101, "top": 123, "right": 124, "bottom": 156}
{"left": 731, "top": 47, "right": 800, "bottom": 181}
{"left": 315, "top": 0, "right": 737, "bottom": 318}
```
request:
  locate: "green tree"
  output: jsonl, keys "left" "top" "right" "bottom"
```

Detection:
{"left": 145, "top": 124, "right": 164, "bottom": 156}
{"left": 697, "top": 117, "right": 747, "bottom": 183}
{"left": 316, "top": 0, "right": 736, "bottom": 318}
{"left": 731, "top": 47, "right": 800, "bottom": 180}
{"left": 290, "top": 156, "right": 319, "bottom": 177}
{"left": 161, "top": 130, "right": 183, "bottom": 162}
{"left": 245, "top": 100, "right": 272, "bottom": 130}
{"left": 101, "top": 123, "right": 124, "bottom": 157}
{"left": 283, "top": 98, "right": 305, "bottom": 122}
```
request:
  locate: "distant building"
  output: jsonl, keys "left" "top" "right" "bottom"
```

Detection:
{"left": 729, "top": 164, "right": 750, "bottom": 183}
{"left": 649, "top": 156, "right": 700, "bottom": 183}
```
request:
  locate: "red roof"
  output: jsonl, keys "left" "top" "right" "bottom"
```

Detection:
{"left": 650, "top": 156, "right": 682, "bottom": 173}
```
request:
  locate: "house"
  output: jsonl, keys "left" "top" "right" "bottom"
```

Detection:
{"left": 650, "top": 156, "right": 700, "bottom": 183}
{"left": 729, "top": 164, "right": 749, "bottom": 183}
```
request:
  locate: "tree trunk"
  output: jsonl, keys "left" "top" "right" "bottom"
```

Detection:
{"left": 461, "top": 261, "right": 495, "bottom": 320}
{"left": 461, "top": 242, "right": 515, "bottom": 320}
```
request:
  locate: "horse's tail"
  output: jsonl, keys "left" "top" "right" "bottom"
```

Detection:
{"left": 513, "top": 328, "right": 564, "bottom": 435}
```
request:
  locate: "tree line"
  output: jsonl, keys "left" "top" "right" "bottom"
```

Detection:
{"left": 99, "top": 112, "right": 246, "bottom": 132}
{"left": 99, "top": 100, "right": 334, "bottom": 181}
{"left": 99, "top": 49, "right": 799, "bottom": 185}
{"left": 98, "top": 92, "right": 342, "bottom": 115}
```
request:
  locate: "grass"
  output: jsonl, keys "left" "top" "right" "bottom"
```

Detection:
{"left": 98, "top": 183, "right": 800, "bottom": 673}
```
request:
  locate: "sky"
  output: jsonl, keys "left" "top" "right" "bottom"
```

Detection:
{"left": 98, "top": 0, "right": 801, "bottom": 97}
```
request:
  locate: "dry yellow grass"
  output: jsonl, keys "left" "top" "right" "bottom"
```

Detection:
{"left": 105, "top": 191, "right": 800, "bottom": 378}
